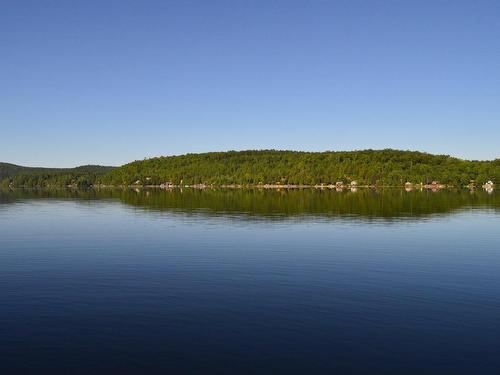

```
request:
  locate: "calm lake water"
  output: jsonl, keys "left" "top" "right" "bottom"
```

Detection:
{"left": 1, "top": 189, "right": 499, "bottom": 373}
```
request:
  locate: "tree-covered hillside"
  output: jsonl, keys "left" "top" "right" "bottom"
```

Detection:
{"left": 0, "top": 163, "right": 115, "bottom": 188}
{"left": 100, "top": 149, "right": 499, "bottom": 187}
{"left": 2, "top": 150, "right": 498, "bottom": 188}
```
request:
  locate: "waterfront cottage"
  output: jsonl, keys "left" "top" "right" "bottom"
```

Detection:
{"left": 424, "top": 181, "right": 445, "bottom": 190}
{"left": 483, "top": 181, "right": 494, "bottom": 189}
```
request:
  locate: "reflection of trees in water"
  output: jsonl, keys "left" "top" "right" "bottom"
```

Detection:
{"left": 1, "top": 188, "right": 499, "bottom": 219}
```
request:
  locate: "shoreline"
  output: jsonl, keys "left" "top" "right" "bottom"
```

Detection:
{"left": 3, "top": 184, "right": 495, "bottom": 192}
{"left": 91, "top": 182, "right": 459, "bottom": 190}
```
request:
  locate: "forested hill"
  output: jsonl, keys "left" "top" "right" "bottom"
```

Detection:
{"left": 100, "top": 149, "right": 499, "bottom": 187}
{"left": 0, "top": 163, "right": 115, "bottom": 188}
{"left": 2, "top": 150, "right": 499, "bottom": 188}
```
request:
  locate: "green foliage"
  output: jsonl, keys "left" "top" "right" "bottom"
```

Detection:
{"left": 0, "top": 163, "right": 114, "bottom": 188}
{"left": 100, "top": 149, "right": 500, "bottom": 187}
{"left": 2, "top": 150, "right": 498, "bottom": 187}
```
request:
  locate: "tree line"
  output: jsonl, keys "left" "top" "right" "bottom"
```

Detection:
{"left": 1, "top": 150, "right": 499, "bottom": 188}
{"left": 0, "top": 163, "right": 114, "bottom": 188}
{"left": 100, "top": 149, "right": 499, "bottom": 187}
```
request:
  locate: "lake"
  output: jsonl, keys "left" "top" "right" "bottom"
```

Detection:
{"left": 1, "top": 188, "right": 499, "bottom": 373}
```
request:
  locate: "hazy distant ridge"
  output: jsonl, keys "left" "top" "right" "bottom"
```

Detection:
{"left": 0, "top": 163, "right": 115, "bottom": 187}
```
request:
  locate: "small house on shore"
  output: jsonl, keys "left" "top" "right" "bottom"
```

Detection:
{"left": 424, "top": 181, "right": 445, "bottom": 190}
{"left": 483, "top": 181, "right": 494, "bottom": 191}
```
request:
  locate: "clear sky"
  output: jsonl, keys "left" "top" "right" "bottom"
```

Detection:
{"left": 2, "top": 0, "right": 499, "bottom": 167}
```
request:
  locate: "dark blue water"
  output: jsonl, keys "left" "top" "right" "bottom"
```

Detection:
{"left": 1, "top": 190, "right": 500, "bottom": 373}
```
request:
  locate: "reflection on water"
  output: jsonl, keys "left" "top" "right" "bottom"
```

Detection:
{"left": 1, "top": 188, "right": 499, "bottom": 220}
{"left": 1, "top": 188, "right": 500, "bottom": 373}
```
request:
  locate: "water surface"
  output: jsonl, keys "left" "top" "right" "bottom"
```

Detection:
{"left": 1, "top": 189, "right": 499, "bottom": 373}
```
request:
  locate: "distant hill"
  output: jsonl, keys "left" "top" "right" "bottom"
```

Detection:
{"left": 0, "top": 163, "right": 115, "bottom": 187}
{"left": 2, "top": 150, "right": 499, "bottom": 188}
{"left": 100, "top": 149, "right": 500, "bottom": 187}
{"left": 0, "top": 162, "right": 114, "bottom": 179}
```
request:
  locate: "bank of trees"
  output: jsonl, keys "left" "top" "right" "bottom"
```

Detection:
{"left": 100, "top": 149, "right": 500, "bottom": 187}
{"left": 0, "top": 163, "right": 114, "bottom": 188}
{"left": 2, "top": 150, "right": 499, "bottom": 188}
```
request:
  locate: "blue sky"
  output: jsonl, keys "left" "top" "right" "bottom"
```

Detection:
{"left": 1, "top": 0, "right": 499, "bottom": 167}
